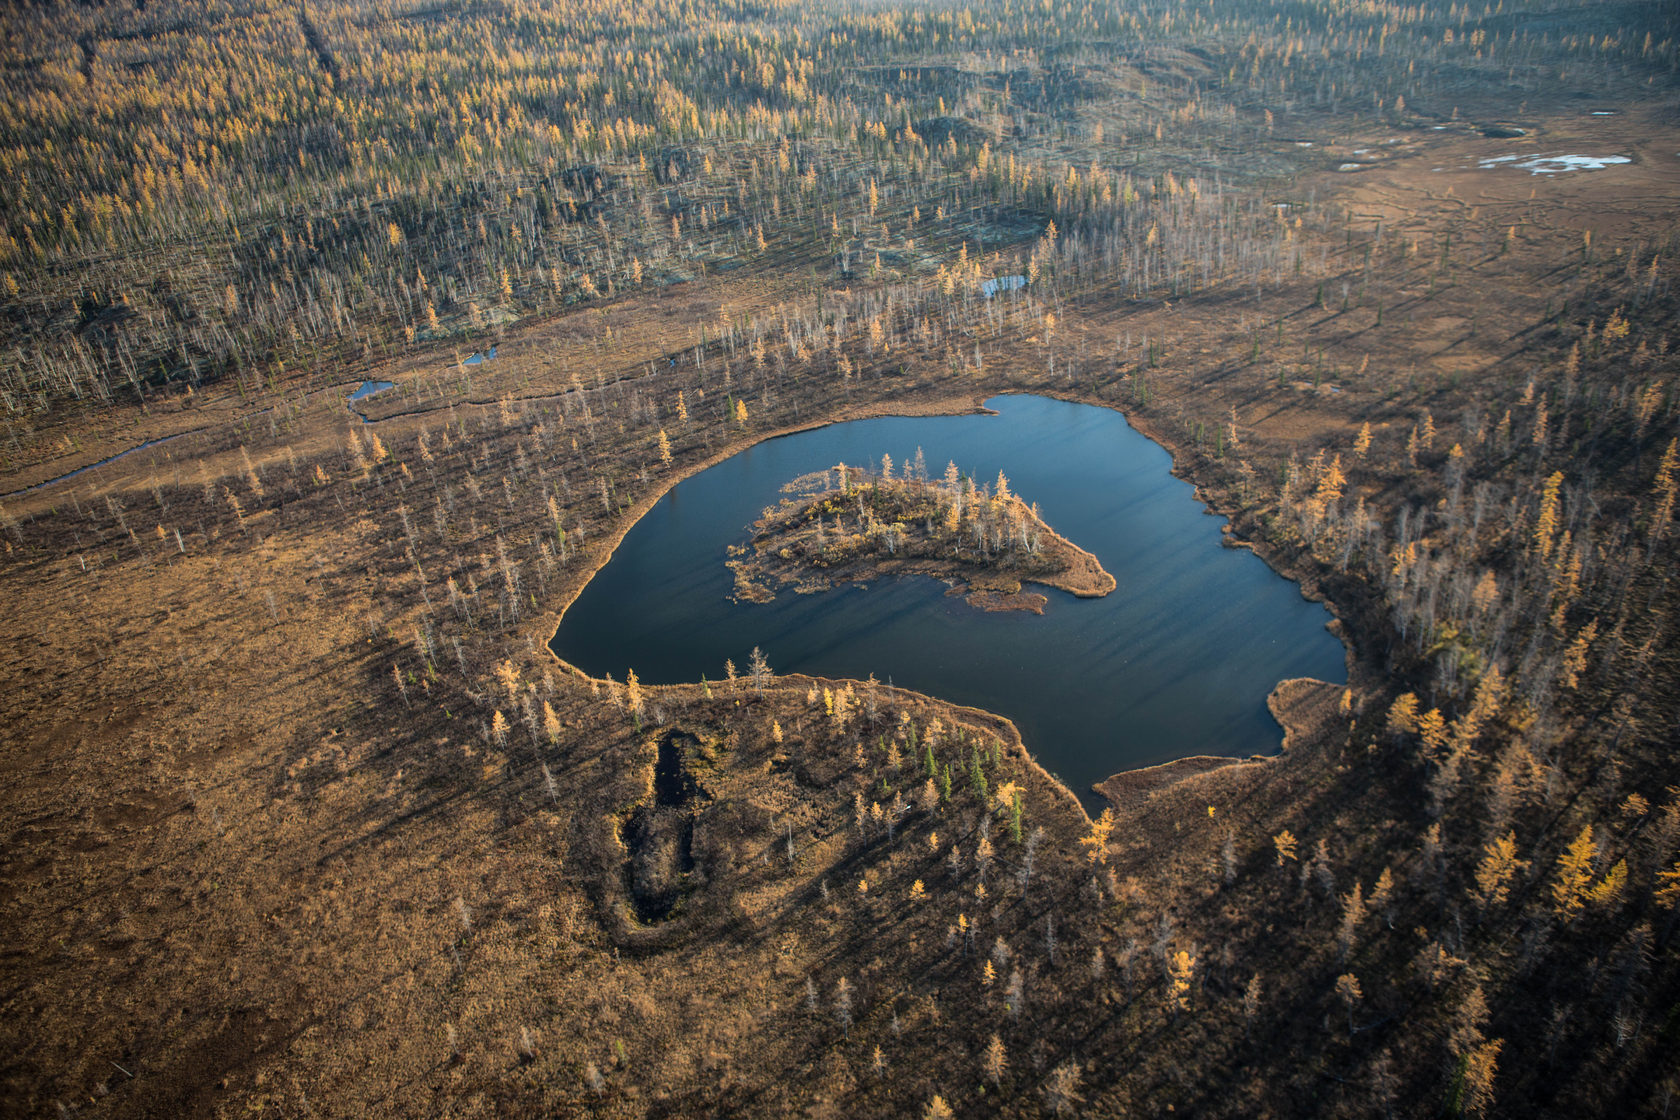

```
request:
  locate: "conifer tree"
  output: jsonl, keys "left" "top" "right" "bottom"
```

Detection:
{"left": 833, "top": 978, "right": 852, "bottom": 1034}
{"left": 1335, "top": 973, "right": 1362, "bottom": 1036}
{"left": 1551, "top": 825, "right": 1596, "bottom": 918}
{"left": 1337, "top": 882, "right": 1366, "bottom": 962}
{"left": 1535, "top": 472, "right": 1564, "bottom": 558}
{"left": 1651, "top": 438, "right": 1677, "bottom": 541}
{"left": 1080, "top": 808, "right": 1115, "bottom": 864}
{"left": 1243, "top": 975, "right": 1263, "bottom": 1039}
{"left": 625, "top": 668, "right": 644, "bottom": 728}
{"left": 1460, "top": 1039, "right": 1503, "bottom": 1118}
{"left": 1472, "top": 832, "right": 1525, "bottom": 909}
{"left": 1044, "top": 1062, "right": 1083, "bottom": 1115}
{"left": 1585, "top": 861, "right": 1627, "bottom": 908}
{"left": 1560, "top": 620, "right": 1598, "bottom": 690}
{"left": 984, "top": 1034, "right": 1007, "bottom": 1086}
{"left": 1167, "top": 950, "right": 1195, "bottom": 1014}
{"left": 1386, "top": 694, "right": 1420, "bottom": 738}
{"left": 1417, "top": 709, "right": 1449, "bottom": 760}
{"left": 1353, "top": 421, "right": 1373, "bottom": 461}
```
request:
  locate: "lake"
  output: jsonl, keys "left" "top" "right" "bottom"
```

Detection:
{"left": 550, "top": 394, "right": 1346, "bottom": 806}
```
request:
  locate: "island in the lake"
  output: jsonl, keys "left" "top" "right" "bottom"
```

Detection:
{"left": 728, "top": 460, "right": 1116, "bottom": 613}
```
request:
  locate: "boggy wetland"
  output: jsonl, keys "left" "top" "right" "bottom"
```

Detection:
{"left": 2, "top": 0, "right": 1680, "bottom": 1116}
{"left": 552, "top": 394, "right": 1346, "bottom": 804}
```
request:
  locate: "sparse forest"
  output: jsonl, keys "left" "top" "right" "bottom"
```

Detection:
{"left": 728, "top": 461, "right": 1114, "bottom": 608}
{"left": 1, "top": 0, "right": 1678, "bottom": 1116}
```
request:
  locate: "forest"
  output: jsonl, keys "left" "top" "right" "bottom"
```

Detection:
{"left": 1, "top": 0, "right": 1678, "bottom": 1115}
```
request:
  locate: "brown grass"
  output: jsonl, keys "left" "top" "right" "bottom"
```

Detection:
{"left": 1, "top": 93, "right": 1677, "bottom": 1119}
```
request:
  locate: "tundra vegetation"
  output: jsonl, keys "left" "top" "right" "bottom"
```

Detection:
{"left": 1, "top": 0, "right": 1678, "bottom": 1116}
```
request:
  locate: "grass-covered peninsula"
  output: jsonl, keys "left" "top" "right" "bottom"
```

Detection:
{"left": 729, "top": 461, "right": 1115, "bottom": 613}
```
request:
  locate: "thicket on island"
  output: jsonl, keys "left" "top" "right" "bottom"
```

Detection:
{"left": 730, "top": 458, "right": 1114, "bottom": 608}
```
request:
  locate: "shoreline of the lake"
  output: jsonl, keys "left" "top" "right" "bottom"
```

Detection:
{"left": 1091, "top": 677, "right": 1347, "bottom": 808}
{"left": 790, "top": 672, "right": 1094, "bottom": 823}
{"left": 539, "top": 393, "right": 997, "bottom": 685}
{"left": 541, "top": 389, "right": 1353, "bottom": 819}
{"left": 1040, "top": 388, "right": 1367, "bottom": 805}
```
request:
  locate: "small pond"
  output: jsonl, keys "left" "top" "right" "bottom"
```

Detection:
{"left": 551, "top": 394, "right": 1346, "bottom": 805}
{"left": 348, "top": 380, "right": 396, "bottom": 402}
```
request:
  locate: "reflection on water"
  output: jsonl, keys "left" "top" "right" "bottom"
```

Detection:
{"left": 552, "top": 395, "right": 1346, "bottom": 806}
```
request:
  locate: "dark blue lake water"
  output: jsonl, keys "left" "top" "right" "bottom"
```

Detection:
{"left": 348, "top": 380, "right": 396, "bottom": 402}
{"left": 551, "top": 394, "right": 1345, "bottom": 805}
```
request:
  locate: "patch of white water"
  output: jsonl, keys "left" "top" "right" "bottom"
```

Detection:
{"left": 1477, "top": 154, "right": 1631, "bottom": 175}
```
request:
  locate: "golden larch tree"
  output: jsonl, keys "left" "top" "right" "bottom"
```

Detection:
{"left": 1535, "top": 471, "right": 1564, "bottom": 558}
{"left": 1472, "top": 832, "right": 1525, "bottom": 908}
{"left": 1560, "top": 620, "right": 1597, "bottom": 689}
{"left": 1386, "top": 693, "right": 1420, "bottom": 738}
{"left": 1417, "top": 709, "right": 1449, "bottom": 759}
{"left": 1461, "top": 1039, "right": 1504, "bottom": 1118}
{"left": 1550, "top": 825, "right": 1596, "bottom": 918}
{"left": 1080, "top": 808, "right": 1115, "bottom": 864}
{"left": 1167, "top": 950, "right": 1195, "bottom": 1013}
{"left": 1585, "top": 860, "right": 1627, "bottom": 908}
{"left": 1353, "top": 421, "right": 1372, "bottom": 461}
